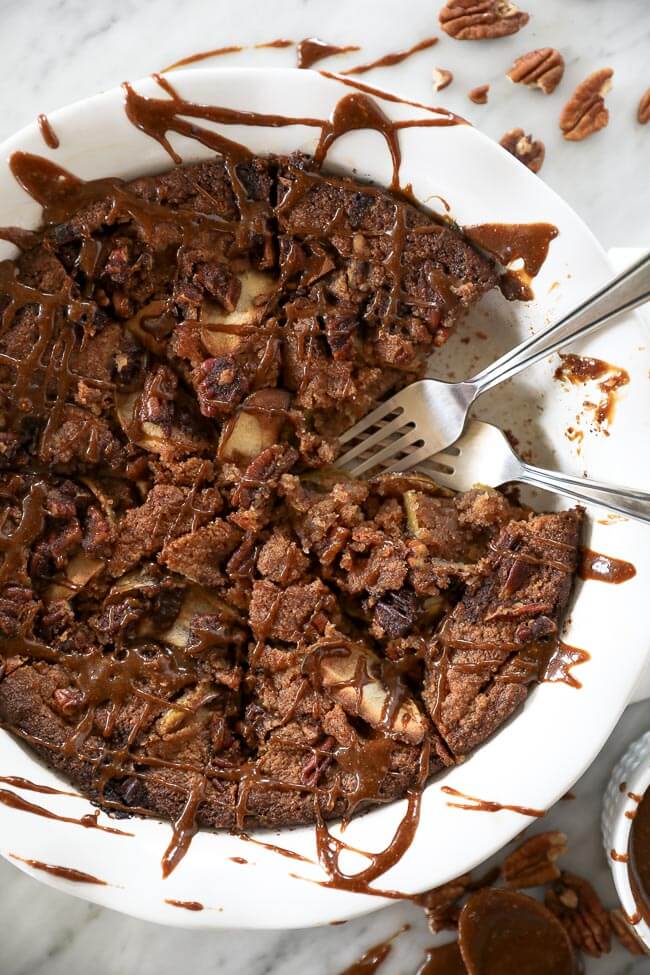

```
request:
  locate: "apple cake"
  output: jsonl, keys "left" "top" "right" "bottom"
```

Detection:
{"left": 0, "top": 152, "right": 581, "bottom": 835}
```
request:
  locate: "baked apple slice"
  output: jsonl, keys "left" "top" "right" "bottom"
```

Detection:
{"left": 218, "top": 388, "right": 291, "bottom": 462}
{"left": 200, "top": 270, "right": 277, "bottom": 356}
{"left": 315, "top": 638, "right": 428, "bottom": 745}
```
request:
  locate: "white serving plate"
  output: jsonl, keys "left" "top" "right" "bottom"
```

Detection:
{"left": 0, "top": 67, "right": 648, "bottom": 930}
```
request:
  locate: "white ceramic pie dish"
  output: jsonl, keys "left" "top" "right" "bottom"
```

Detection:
{"left": 0, "top": 67, "right": 648, "bottom": 929}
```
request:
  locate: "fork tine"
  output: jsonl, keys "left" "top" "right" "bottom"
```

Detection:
{"left": 415, "top": 464, "right": 459, "bottom": 492}
{"left": 384, "top": 441, "right": 439, "bottom": 474}
{"left": 336, "top": 393, "right": 405, "bottom": 446}
{"left": 336, "top": 413, "right": 414, "bottom": 465}
{"left": 347, "top": 428, "right": 424, "bottom": 477}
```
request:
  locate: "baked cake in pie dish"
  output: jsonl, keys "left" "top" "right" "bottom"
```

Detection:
{"left": 0, "top": 152, "right": 581, "bottom": 848}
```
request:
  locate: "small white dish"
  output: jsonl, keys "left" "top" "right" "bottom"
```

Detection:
{"left": 602, "top": 731, "right": 650, "bottom": 950}
{"left": 0, "top": 67, "right": 649, "bottom": 929}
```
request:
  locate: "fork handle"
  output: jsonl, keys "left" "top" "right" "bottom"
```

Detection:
{"left": 517, "top": 463, "right": 650, "bottom": 524}
{"left": 471, "top": 252, "right": 650, "bottom": 396}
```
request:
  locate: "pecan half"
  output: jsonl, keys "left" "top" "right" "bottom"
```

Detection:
{"left": 638, "top": 88, "right": 650, "bottom": 125}
{"left": 507, "top": 48, "right": 564, "bottom": 94}
{"left": 469, "top": 85, "right": 490, "bottom": 105}
{"left": 560, "top": 68, "right": 613, "bottom": 141}
{"left": 502, "top": 831, "right": 568, "bottom": 888}
{"left": 439, "top": 0, "right": 529, "bottom": 40}
{"left": 432, "top": 67, "right": 454, "bottom": 92}
{"left": 544, "top": 872, "right": 611, "bottom": 957}
{"left": 610, "top": 908, "right": 649, "bottom": 956}
{"left": 420, "top": 867, "right": 499, "bottom": 933}
{"left": 421, "top": 873, "right": 472, "bottom": 932}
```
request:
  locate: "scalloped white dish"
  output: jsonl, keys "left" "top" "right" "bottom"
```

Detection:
{"left": 0, "top": 67, "right": 648, "bottom": 929}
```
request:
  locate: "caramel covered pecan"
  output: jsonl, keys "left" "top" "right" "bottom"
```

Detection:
{"left": 301, "top": 735, "right": 336, "bottom": 787}
{"left": 638, "top": 88, "right": 650, "bottom": 125}
{"left": 545, "top": 872, "right": 611, "bottom": 958}
{"left": 421, "top": 873, "right": 472, "bottom": 932}
{"left": 610, "top": 908, "right": 649, "bottom": 956}
{"left": 469, "top": 85, "right": 490, "bottom": 105}
{"left": 507, "top": 48, "right": 564, "bottom": 94}
{"left": 420, "top": 867, "right": 500, "bottom": 933}
{"left": 432, "top": 67, "right": 454, "bottom": 92}
{"left": 51, "top": 687, "right": 85, "bottom": 719}
{"left": 560, "top": 68, "right": 613, "bottom": 141}
{"left": 439, "top": 0, "right": 529, "bottom": 40}
{"left": 502, "top": 831, "right": 567, "bottom": 888}
{"left": 499, "top": 128, "right": 545, "bottom": 173}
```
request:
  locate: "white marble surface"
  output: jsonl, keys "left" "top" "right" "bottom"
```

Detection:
{"left": 0, "top": 0, "right": 649, "bottom": 972}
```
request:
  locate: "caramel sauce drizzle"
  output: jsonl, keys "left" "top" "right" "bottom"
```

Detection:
{"left": 554, "top": 354, "right": 630, "bottom": 431}
{"left": 441, "top": 785, "right": 544, "bottom": 818}
{"left": 238, "top": 831, "right": 314, "bottom": 863}
{"left": 0, "top": 226, "right": 41, "bottom": 250}
{"left": 543, "top": 641, "right": 590, "bottom": 690}
{"left": 579, "top": 547, "right": 636, "bottom": 584}
{"left": 165, "top": 898, "right": 205, "bottom": 911}
{"left": 464, "top": 223, "right": 559, "bottom": 301}
{"left": 10, "top": 853, "right": 107, "bottom": 884}
{"left": 414, "top": 943, "right": 465, "bottom": 975}
{"left": 123, "top": 74, "right": 324, "bottom": 167}
{"left": 162, "top": 39, "right": 294, "bottom": 73}
{"left": 319, "top": 69, "right": 466, "bottom": 119}
{"left": 162, "top": 44, "right": 244, "bottom": 72}
{"left": 312, "top": 741, "right": 431, "bottom": 896}
{"left": 0, "top": 788, "right": 133, "bottom": 835}
{"left": 37, "top": 114, "right": 60, "bottom": 150}
{"left": 297, "top": 38, "right": 361, "bottom": 70}
{"left": 336, "top": 925, "right": 409, "bottom": 975}
{"left": 0, "top": 774, "right": 77, "bottom": 796}
{"left": 340, "top": 37, "right": 438, "bottom": 76}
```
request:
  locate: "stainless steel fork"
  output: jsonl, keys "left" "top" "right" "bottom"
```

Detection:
{"left": 337, "top": 252, "right": 650, "bottom": 476}
{"left": 416, "top": 418, "right": 650, "bottom": 524}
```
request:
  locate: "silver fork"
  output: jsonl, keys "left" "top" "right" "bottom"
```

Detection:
{"left": 416, "top": 418, "right": 650, "bottom": 524}
{"left": 337, "top": 252, "right": 650, "bottom": 476}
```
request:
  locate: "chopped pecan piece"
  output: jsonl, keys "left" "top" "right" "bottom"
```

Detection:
{"left": 610, "top": 908, "right": 649, "bottom": 956}
{"left": 499, "top": 129, "right": 545, "bottom": 174}
{"left": 195, "top": 355, "right": 250, "bottom": 417}
{"left": 502, "top": 831, "right": 568, "bottom": 888}
{"left": 560, "top": 68, "right": 613, "bottom": 141}
{"left": 51, "top": 687, "right": 85, "bottom": 719}
{"left": 638, "top": 88, "right": 650, "bottom": 125}
{"left": 301, "top": 735, "right": 336, "bottom": 787}
{"left": 507, "top": 48, "right": 564, "bottom": 94}
{"left": 439, "top": 0, "right": 529, "bottom": 40}
{"left": 469, "top": 85, "right": 490, "bottom": 105}
{"left": 544, "top": 872, "right": 611, "bottom": 957}
{"left": 119, "top": 776, "right": 148, "bottom": 808}
{"left": 514, "top": 613, "right": 556, "bottom": 643}
{"left": 432, "top": 67, "right": 453, "bottom": 92}
{"left": 373, "top": 588, "right": 418, "bottom": 638}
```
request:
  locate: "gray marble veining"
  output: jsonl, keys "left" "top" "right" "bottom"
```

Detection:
{"left": 0, "top": 0, "right": 649, "bottom": 971}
